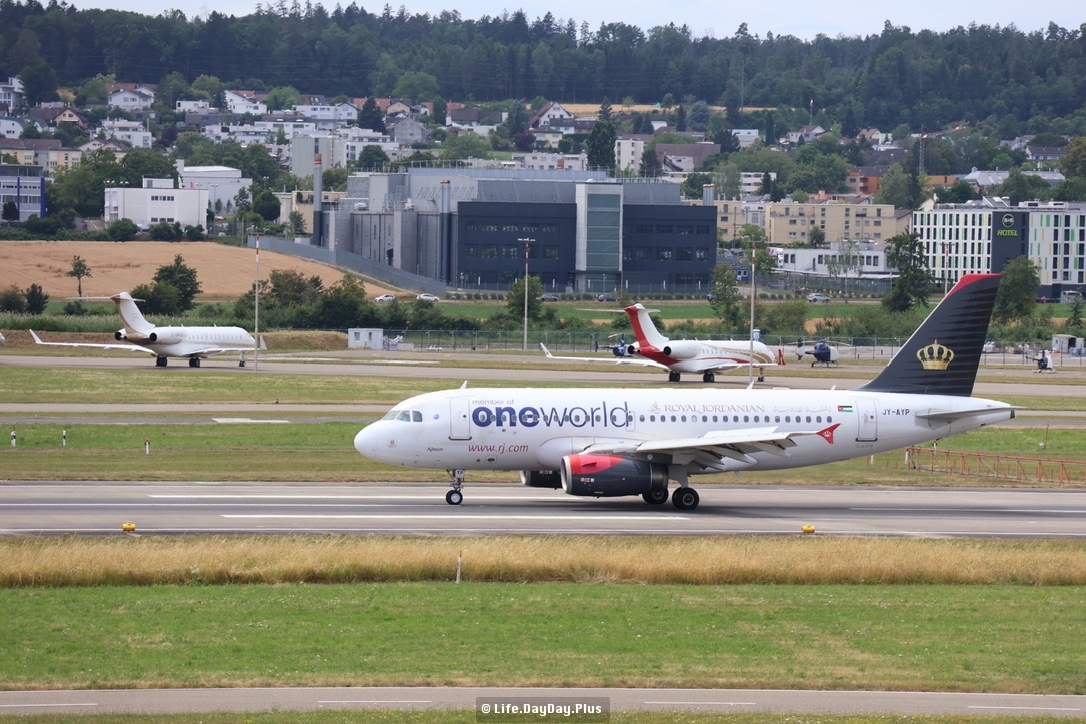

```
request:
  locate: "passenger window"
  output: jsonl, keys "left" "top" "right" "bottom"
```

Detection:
{"left": 743, "top": 415, "right": 749, "bottom": 423}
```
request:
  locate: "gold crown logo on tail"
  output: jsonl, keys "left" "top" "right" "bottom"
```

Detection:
{"left": 916, "top": 340, "right": 955, "bottom": 370}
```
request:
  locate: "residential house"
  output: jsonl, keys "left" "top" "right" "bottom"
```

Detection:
{"left": 1025, "top": 146, "right": 1066, "bottom": 163}
{"left": 176, "top": 100, "right": 212, "bottom": 113}
{"left": 0, "top": 117, "right": 29, "bottom": 139}
{"left": 529, "top": 101, "right": 575, "bottom": 129}
{"left": 510, "top": 152, "right": 587, "bottom": 171}
{"left": 107, "top": 87, "right": 155, "bottom": 112}
{"left": 101, "top": 118, "right": 154, "bottom": 149}
{"left": 765, "top": 199, "right": 906, "bottom": 245}
{"left": 0, "top": 77, "right": 25, "bottom": 114}
{"left": 654, "top": 142, "right": 720, "bottom": 174}
{"left": 844, "top": 165, "right": 891, "bottom": 197}
{"left": 615, "top": 134, "right": 653, "bottom": 174}
{"left": 224, "top": 90, "right": 267, "bottom": 116}
{"left": 26, "top": 105, "right": 88, "bottom": 133}
{"left": 731, "top": 129, "right": 761, "bottom": 148}
{"left": 0, "top": 138, "right": 82, "bottom": 171}
{"left": 786, "top": 125, "right": 826, "bottom": 144}
{"left": 389, "top": 117, "right": 428, "bottom": 145}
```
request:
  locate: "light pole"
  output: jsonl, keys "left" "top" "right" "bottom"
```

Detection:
{"left": 520, "top": 237, "right": 533, "bottom": 350}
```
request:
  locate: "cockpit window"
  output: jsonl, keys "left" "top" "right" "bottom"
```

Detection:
{"left": 382, "top": 409, "right": 424, "bottom": 422}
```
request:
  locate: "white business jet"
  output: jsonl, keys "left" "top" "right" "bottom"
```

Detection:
{"left": 356, "top": 274, "right": 1013, "bottom": 510}
{"left": 541, "top": 303, "right": 779, "bottom": 382}
{"left": 30, "top": 292, "right": 262, "bottom": 368}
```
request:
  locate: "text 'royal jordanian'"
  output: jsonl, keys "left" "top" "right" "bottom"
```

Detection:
{"left": 355, "top": 274, "right": 1014, "bottom": 510}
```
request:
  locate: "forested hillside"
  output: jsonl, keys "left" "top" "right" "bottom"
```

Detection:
{"left": 3, "top": 0, "right": 1086, "bottom": 135}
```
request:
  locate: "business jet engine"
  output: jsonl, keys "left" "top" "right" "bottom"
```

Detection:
{"left": 660, "top": 340, "right": 701, "bottom": 359}
{"left": 560, "top": 454, "right": 668, "bottom": 498}
{"left": 520, "top": 470, "right": 562, "bottom": 488}
{"left": 117, "top": 329, "right": 183, "bottom": 344}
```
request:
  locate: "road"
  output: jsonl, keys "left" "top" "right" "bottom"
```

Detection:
{"left": 1, "top": 686, "right": 1083, "bottom": 717}
{"left": 3, "top": 481, "right": 1085, "bottom": 537}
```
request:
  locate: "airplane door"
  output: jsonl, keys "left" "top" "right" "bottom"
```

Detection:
{"left": 855, "top": 398, "right": 878, "bottom": 442}
{"left": 449, "top": 397, "right": 471, "bottom": 440}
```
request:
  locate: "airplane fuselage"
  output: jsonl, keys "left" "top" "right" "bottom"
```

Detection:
{"left": 120, "top": 324, "right": 257, "bottom": 359}
{"left": 355, "top": 387, "right": 1012, "bottom": 474}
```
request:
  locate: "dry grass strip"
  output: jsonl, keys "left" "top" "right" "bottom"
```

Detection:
{"left": 2, "top": 535, "right": 1084, "bottom": 587}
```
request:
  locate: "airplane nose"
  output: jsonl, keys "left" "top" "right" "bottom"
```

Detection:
{"left": 354, "top": 425, "right": 378, "bottom": 457}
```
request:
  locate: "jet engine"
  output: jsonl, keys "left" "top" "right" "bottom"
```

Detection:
{"left": 560, "top": 454, "right": 668, "bottom": 497}
{"left": 660, "top": 340, "right": 701, "bottom": 359}
{"left": 520, "top": 470, "right": 562, "bottom": 488}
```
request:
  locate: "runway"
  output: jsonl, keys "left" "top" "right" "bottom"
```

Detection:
{"left": 1, "top": 686, "right": 1083, "bottom": 717}
{"left": 3, "top": 481, "right": 1085, "bottom": 537}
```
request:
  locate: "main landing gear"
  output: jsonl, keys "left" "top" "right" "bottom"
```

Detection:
{"left": 188, "top": 357, "right": 201, "bottom": 368}
{"left": 155, "top": 356, "right": 168, "bottom": 367}
{"left": 668, "top": 371, "right": 681, "bottom": 382}
{"left": 445, "top": 469, "right": 465, "bottom": 505}
{"left": 671, "top": 487, "right": 700, "bottom": 510}
{"left": 702, "top": 372, "right": 715, "bottom": 383}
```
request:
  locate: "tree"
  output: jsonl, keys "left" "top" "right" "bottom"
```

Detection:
{"left": 680, "top": 172, "right": 713, "bottom": 199}
{"left": 0, "top": 285, "right": 26, "bottom": 313}
{"left": 252, "top": 190, "right": 282, "bottom": 222}
{"left": 131, "top": 282, "right": 182, "bottom": 316}
{"left": 153, "top": 254, "right": 202, "bottom": 311}
{"left": 24, "top": 283, "right": 49, "bottom": 314}
{"left": 1064, "top": 295, "right": 1084, "bottom": 332}
{"left": 107, "top": 218, "right": 139, "bottom": 241}
{"left": 585, "top": 102, "right": 617, "bottom": 172}
{"left": 639, "top": 147, "right": 662, "bottom": 177}
{"left": 506, "top": 274, "right": 544, "bottom": 322}
{"left": 355, "top": 145, "right": 390, "bottom": 170}
{"left": 808, "top": 226, "right": 825, "bottom": 247}
{"left": 2, "top": 200, "right": 18, "bottom": 224}
{"left": 825, "top": 238, "right": 864, "bottom": 300}
{"left": 708, "top": 263, "right": 743, "bottom": 328}
{"left": 882, "top": 233, "right": 934, "bottom": 312}
{"left": 358, "top": 97, "right": 385, "bottom": 133}
{"left": 992, "top": 255, "right": 1039, "bottom": 325}
{"left": 67, "top": 255, "right": 91, "bottom": 297}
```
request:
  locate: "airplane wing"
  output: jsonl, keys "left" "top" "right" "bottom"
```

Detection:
{"left": 582, "top": 425, "right": 839, "bottom": 470}
{"left": 683, "top": 358, "right": 779, "bottom": 374}
{"left": 29, "top": 330, "right": 157, "bottom": 355}
{"left": 539, "top": 343, "right": 670, "bottom": 370}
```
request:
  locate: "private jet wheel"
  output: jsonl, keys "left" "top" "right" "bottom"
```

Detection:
{"left": 239, "top": 360, "right": 246, "bottom": 367}
{"left": 703, "top": 372, "right": 715, "bottom": 383}
{"left": 188, "top": 358, "right": 201, "bottom": 368}
{"left": 668, "top": 371, "right": 681, "bottom": 382}
{"left": 155, "top": 357, "right": 167, "bottom": 367}
{"left": 446, "top": 489, "right": 463, "bottom": 505}
{"left": 672, "top": 487, "right": 700, "bottom": 510}
{"left": 757, "top": 374, "right": 765, "bottom": 382}
{"left": 642, "top": 487, "right": 669, "bottom": 505}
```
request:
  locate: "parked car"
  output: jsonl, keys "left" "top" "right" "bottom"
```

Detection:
{"left": 538, "top": 294, "right": 560, "bottom": 302}
{"left": 374, "top": 294, "right": 396, "bottom": 302}
{"left": 596, "top": 293, "right": 618, "bottom": 302}
{"left": 807, "top": 293, "right": 830, "bottom": 302}
{"left": 416, "top": 293, "right": 440, "bottom": 302}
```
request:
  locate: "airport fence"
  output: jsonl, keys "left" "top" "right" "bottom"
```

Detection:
{"left": 900, "top": 446, "right": 1086, "bottom": 486}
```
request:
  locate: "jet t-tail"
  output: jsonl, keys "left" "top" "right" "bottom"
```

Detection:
{"left": 357, "top": 274, "right": 1014, "bottom": 510}
{"left": 31, "top": 292, "right": 263, "bottom": 368}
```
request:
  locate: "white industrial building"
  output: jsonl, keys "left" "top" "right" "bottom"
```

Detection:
{"left": 104, "top": 177, "right": 208, "bottom": 230}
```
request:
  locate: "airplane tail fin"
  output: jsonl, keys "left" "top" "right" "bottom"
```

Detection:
{"left": 856, "top": 274, "right": 1000, "bottom": 397}
{"left": 111, "top": 292, "right": 154, "bottom": 335}
{"left": 624, "top": 304, "right": 668, "bottom": 349}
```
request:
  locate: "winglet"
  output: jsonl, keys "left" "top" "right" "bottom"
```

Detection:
{"left": 29, "top": 329, "right": 43, "bottom": 344}
{"left": 540, "top": 342, "right": 554, "bottom": 358}
{"left": 258, "top": 335, "right": 267, "bottom": 351}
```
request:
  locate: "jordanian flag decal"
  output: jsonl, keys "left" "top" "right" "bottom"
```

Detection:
{"left": 837, "top": 405, "right": 853, "bottom": 412}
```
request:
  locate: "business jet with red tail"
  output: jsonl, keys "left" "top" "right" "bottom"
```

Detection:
{"left": 356, "top": 274, "right": 1013, "bottom": 510}
{"left": 541, "top": 303, "right": 781, "bottom": 383}
{"left": 31, "top": 292, "right": 262, "bottom": 368}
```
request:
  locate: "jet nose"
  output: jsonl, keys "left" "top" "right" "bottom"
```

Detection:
{"left": 354, "top": 425, "right": 379, "bottom": 458}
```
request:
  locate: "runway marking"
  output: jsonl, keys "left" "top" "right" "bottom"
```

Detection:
{"left": 319, "top": 700, "right": 432, "bottom": 704}
{"left": 0, "top": 703, "right": 98, "bottom": 709}
{"left": 149, "top": 494, "right": 561, "bottom": 501}
{"left": 212, "top": 418, "right": 290, "bottom": 424}
{"left": 852, "top": 507, "right": 1086, "bottom": 514}
{"left": 223, "top": 514, "right": 689, "bottom": 521}
{"left": 643, "top": 700, "right": 757, "bottom": 706}
{"left": 969, "top": 706, "right": 1081, "bottom": 712}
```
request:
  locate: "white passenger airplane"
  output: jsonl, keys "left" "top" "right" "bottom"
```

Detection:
{"left": 356, "top": 274, "right": 1013, "bottom": 510}
{"left": 30, "top": 292, "right": 262, "bottom": 368}
{"left": 541, "top": 303, "right": 780, "bottom": 382}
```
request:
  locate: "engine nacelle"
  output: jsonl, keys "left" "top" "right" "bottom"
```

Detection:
{"left": 520, "top": 470, "right": 562, "bottom": 488}
{"left": 560, "top": 454, "right": 668, "bottom": 498}
{"left": 145, "top": 329, "right": 183, "bottom": 345}
{"left": 661, "top": 340, "right": 701, "bottom": 359}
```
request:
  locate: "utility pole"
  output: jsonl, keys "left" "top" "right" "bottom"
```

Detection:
{"left": 520, "top": 238, "right": 533, "bottom": 350}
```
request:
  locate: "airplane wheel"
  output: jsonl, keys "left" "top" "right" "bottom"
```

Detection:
{"left": 155, "top": 357, "right": 167, "bottom": 367}
{"left": 757, "top": 374, "right": 765, "bottom": 382}
{"left": 668, "top": 371, "right": 681, "bottom": 382}
{"left": 239, "top": 360, "right": 246, "bottom": 367}
{"left": 672, "top": 487, "right": 700, "bottom": 510}
{"left": 446, "top": 490, "right": 463, "bottom": 505}
{"left": 189, "top": 357, "right": 200, "bottom": 368}
{"left": 702, "top": 372, "right": 715, "bottom": 383}
{"left": 642, "top": 487, "right": 669, "bottom": 505}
